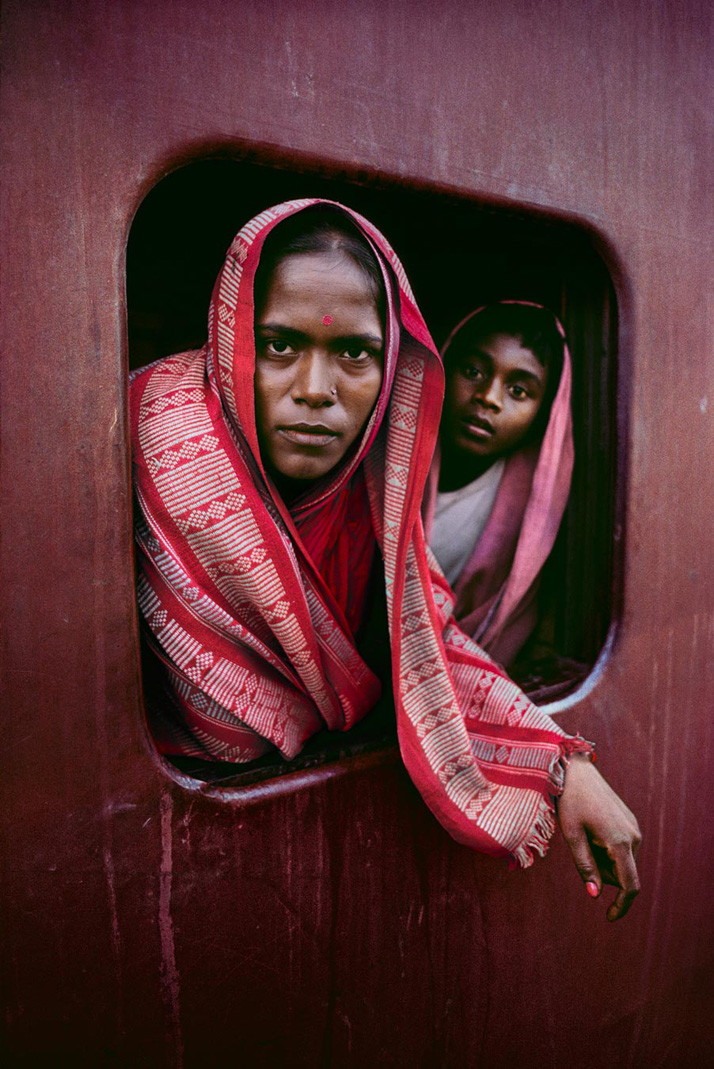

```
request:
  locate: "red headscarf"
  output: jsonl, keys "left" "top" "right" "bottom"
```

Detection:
{"left": 131, "top": 203, "right": 591, "bottom": 867}
{"left": 423, "top": 302, "right": 574, "bottom": 666}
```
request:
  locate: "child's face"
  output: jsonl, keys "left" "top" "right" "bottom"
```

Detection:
{"left": 442, "top": 332, "right": 549, "bottom": 461}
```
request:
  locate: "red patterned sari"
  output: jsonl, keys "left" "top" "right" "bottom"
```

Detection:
{"left": 131, "top": 200, "right": 591, "bottom": 867}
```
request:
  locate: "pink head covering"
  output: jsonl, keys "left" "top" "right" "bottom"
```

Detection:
{"left": 424, "top": 301, "right": 574, "bottom": 666}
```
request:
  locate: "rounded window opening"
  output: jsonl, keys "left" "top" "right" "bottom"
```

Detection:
{"left": 128, "top": 157, "right": 620, "bottom": 785}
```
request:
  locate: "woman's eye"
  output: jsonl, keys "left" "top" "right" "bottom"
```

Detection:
{"left": 341, "top": 347, "right": 372, "bottom": 362}
{"left": 265, "top": 340, "right": 295, "bottom": 356}
{"left": 462, "top": 365, "right": 485, "bottom": 381}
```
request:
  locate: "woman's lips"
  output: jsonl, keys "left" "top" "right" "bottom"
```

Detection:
{"left": 460, "top": 416, "right": 495, "bottom": 440}
{"left": 278, "top": 424, "right": 340, "bottom": 448}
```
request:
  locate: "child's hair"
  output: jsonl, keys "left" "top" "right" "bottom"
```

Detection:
{"left": 445, "top": 302, "right": 565, "bottom": 431}
{"left": 254, "top": 206, "right": 386, "bottom": 318}
{"left": 445, "top": 303, "right": 564, "bottom": 372}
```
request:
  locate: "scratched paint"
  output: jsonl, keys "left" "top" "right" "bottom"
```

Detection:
{"left": 159, "top": 791, "right": 183, "bottom": 1069}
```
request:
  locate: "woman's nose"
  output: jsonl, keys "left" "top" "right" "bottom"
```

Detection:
{"left": 292, "top": 351, "right": 335, "bottom": 406}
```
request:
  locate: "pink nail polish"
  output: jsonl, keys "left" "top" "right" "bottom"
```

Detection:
{"left": 586, "top": 881, "right": 600, "bottom": 898}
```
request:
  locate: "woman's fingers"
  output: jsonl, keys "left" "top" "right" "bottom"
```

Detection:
{"left": 565, "top": 830, "right": 641, "bottom": 920}
{"left": 605, "top": 843, "right": 641, "bottom": 922}
{"left": 562, "top": 823, "right": 602, "bottom": 896}
{"left": 589, "top": 841, "right": 618, "bottom": 886}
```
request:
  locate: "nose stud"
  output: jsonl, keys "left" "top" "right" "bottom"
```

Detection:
{"left": 330, "top": 387, "right": 337, "bottom": 396}
{"left": 322, "top": 314, "right": 334, "bottom": 326}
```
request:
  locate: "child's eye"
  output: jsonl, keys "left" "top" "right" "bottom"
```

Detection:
{"left": 461, "top": 365, "right": 485, "bottom": 381}
{"left": 509, "top": 384, "right": 530, "bottom": 400}
{"left": 265, "top": 340, "right": 295, "bottom": 356}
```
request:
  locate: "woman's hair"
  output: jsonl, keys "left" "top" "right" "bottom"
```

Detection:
{"left": 254, "top": 206, "right": 386, "bottom": 317}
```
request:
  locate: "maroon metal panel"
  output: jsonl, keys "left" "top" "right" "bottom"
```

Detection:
{"left": 1, "top": 0, "right": 712, "bottom": 1065}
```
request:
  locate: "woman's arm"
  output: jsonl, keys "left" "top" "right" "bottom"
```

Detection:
{"left": 557, "top": 754, "right": 642, "bottom": 921}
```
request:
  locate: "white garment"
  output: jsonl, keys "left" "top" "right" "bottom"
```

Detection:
{"left": 430, "top": 458, "right": 505, "bottom": 586}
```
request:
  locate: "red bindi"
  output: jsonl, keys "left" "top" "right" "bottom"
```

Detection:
{"left": 322, "top": 314, "right": 333, "bottom": 326}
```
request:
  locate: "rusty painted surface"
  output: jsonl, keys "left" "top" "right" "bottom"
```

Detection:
{"left": 1, "top": 0, "right": 713, "bottom": 1065}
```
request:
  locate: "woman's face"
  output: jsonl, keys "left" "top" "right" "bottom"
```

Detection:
{"left": 254, "top": 250, "right": 384, "bottom": 489}
{"left": 442, "top": 332, "right": 548, "bottom": 460}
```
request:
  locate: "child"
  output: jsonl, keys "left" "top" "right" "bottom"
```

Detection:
{"left": 425, "top": 302, "right": 572, "bottom": 669}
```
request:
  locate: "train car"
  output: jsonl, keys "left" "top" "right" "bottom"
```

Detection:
{"left": 1, "top": 0, "right": 712, "bottom": 1064}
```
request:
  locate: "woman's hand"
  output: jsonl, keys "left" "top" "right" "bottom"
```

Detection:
{"left": 557, "top": 754, "right": 642, "bottom": 921}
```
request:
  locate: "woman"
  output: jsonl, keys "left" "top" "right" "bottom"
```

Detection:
{"left": 131, "top": 200, "right": 640, "bottom": 919}
{"left": 425, "top": 301, "right": 573, "bottom": 669}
